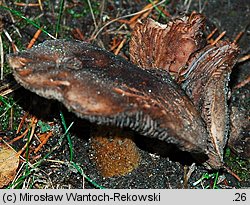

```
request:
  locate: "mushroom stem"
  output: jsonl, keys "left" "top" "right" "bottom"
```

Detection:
{"left": 90, "top": 125, "right": 140, "bottom": 177}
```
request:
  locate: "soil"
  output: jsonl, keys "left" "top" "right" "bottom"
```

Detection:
{"left": 0, "top": 0, "right": 249, "bottom": 189}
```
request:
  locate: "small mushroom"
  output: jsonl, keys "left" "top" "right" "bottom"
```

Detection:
{"left": 8, "top": 39, "right": 209, "bottom": 177}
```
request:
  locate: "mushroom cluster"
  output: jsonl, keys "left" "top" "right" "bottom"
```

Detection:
{"left": 8, "top": 12, "right": 240, "bottom": 178}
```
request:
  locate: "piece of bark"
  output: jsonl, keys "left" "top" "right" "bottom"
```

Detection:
{"left": 8, "top": 39, "right": 208, "bottom": 156}
{"left": 130, "top": 12, "right": 205, "bottom": 76}
{"left": 181, "top": 41, "right": 239, "bottom": 168}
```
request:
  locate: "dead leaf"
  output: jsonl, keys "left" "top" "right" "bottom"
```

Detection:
{"left": 0, "top": 142, "right": 19, "bottom": 188}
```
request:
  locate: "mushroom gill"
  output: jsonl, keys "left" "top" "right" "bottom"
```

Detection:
{"left": 130, "top": 12, "right": 205, "bottom": 77}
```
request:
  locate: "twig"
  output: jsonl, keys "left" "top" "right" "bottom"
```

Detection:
{"left": 206, "top": 28, "right": 218, "bottom": 40}
{"left": 91, "top": 0, "right": 166, "bottom": 40}
{"left": 0, "top": 83, "right": 21, "bottom": 96}
{"left": 233, "top": 31, "right": 244, "bottom": 44}
{"left": 72, "top": 28, "right": 84, "bottom": 41}
{"left": 9, "top": 106, "right": 13, "bottom": 130}
{"left": 3, "top": 29, "right": 19, "bottom": 52}
{"left": 0, "top": 34, "right": 3, "bottom": 80}
{"left": 224, "top": 166, "right": 242, "bottom": 182}
{"left": 198, "top": 0, "right": 207, "bottom": 13}
{"left": 128, "top": 1, "right": 157, "bottom": 26}
{"left": 184, "top": 0, "right": 192, "bottom": 13}
{"left": 157, "top": 6, "right": 171, "bottom": 17}
{"left": 114, "top": 38, "right": 126, "bottom": 55}
{"left": 183, "top": 163, "right": 196, "bottom": 188}
{"left": 86, "top": 0, "right": 98, "bottom": 31}
{"left": 14, "top": 2, "right": 40, "bottom": 7}
{"left": 117, "top": 19, "right": 130, "bottom": 24}
{"left": 27, "top": 27, "right": 43, "bottom": 48}
{"left": 129, "top": 8, "right": 152, "bottom": 28}
{"left": 233, "top": 76, "right": 250, "bottom": 90}
{"left": 34, "top": 131, "right": 53, "bottom": 153}
{"left": 38, "top": 0, "right": 43, "bottom": 11}
{"left": 10, "top": 126, "right": 29, "bottom": 144}
{"left": 211, "top": 31, "right": 226, "bottom": 45}
{"left": 233, "top": 22, "right": 250, "bottom": 44}
{"left": 109, "top": 38, "right": 120, "bottom": 51}
{"left": 237, "top": 54, "right": 250, "bottom": 63}
{"left": 17, "top": 116, "right": 37, "bottom": 156}
{"left": 16, "top": 112, "right": 29, "bottom": 134}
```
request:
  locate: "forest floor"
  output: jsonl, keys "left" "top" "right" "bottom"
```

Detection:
{"left": 0, "top": 0, "right": 249, "bottom": 189}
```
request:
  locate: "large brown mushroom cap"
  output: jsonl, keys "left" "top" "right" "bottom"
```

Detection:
{"left": 8, "top": 39, "right": 208, "bottom": 155}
